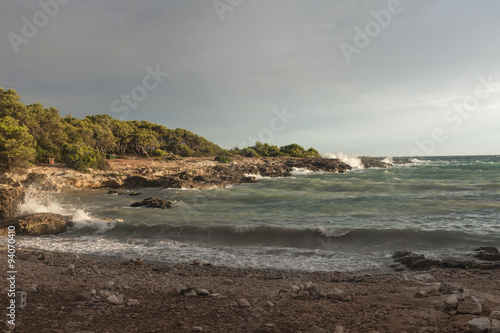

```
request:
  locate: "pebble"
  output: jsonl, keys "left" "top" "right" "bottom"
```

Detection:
{"left": 106, "top": 295, "right": 121, "bottom": 305}
{"left": 196, "top": 289, "right": 210, "bottom": 296}
{"left": 184, "top": 290, "right": 198, "bottom": 298}
{"left": 192, "top": 326, "right": 203, "bottom": 332}
{"left": 264, "top": 301, "right": 274, "bottom": 308}
{"left": 126, "top": 299, "right": 139, "bottom": 306}
{"left": 229, "top": 301, "right": 239, "bottom": 307}
{"left": 310, "top": 326, "right": 326, "bottom": 333}
{"left": 438, "top": 282, "right": 457, "bottom": 294}
{"left": 192, "top": 259, "right": 204, "bottom": 266}
{"left": 290, "top": 285, "right": 301, "bottom": 294}
{"left": 238, "top": 298, "right": 251, "bottom": 308}
{"left": 23, "top": 285, "right": 38, "bottom": 293}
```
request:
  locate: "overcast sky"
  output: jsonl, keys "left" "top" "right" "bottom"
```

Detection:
{"left": 2, "top": 0, "right": 500, "bottom": 156}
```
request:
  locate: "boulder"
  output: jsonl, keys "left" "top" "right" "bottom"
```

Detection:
{"left": 130, "top": 197, "right": 172, "bottom": 209}
{"left": 467, "top": 318, "right": 491, "bottom": 333}
{"left": 457, "top": 301, "right": 482, "bottom": 315}
{"left": 491, "top": 319, "right": 500, "bottom": 333}
{"left": 0, "top": 185, "right": 25, "bottom": 219}
{"left": 474, "top": 247, "right": 500, "bottom": 261}
{"left": 1, "top": 213, "right": 72, "bottom": 236}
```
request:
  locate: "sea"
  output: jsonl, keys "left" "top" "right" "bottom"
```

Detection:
{"left": 12, "top": 155, "right": 500, "bottom": 272}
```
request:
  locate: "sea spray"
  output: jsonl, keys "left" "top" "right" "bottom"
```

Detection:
{"left": 18, "top": 186, "right": 115, "bottom": 233}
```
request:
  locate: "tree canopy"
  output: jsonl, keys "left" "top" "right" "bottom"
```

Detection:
{"left": 0, "top": 88, "right": 322, "bottom": 170}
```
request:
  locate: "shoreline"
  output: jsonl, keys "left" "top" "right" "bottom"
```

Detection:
{"left": 1, "top": 247, "right": 499, "bottom": 332}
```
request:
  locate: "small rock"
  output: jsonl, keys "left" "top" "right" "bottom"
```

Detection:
{"left": 126, "top": 298, "right": 139, "bottom": 306}
{"left": 129, "top": 258, "right": 143, "bottom": 265}
{"left": 310, "top": 326, "right": 326, "bottom": 333}
{"left": 209, "top": 293, "right": 224, "bottom": 300}
{"left": 467, "top": 317, "right": 491, "bottom": 333}
{"left": 335, "top": 326, "right": 345, "bottom": 333}
{"left": 327, "top": 288, "right": 344, "bottom": 301}
{"left": 90, "top": 289, "right": 96, "bottom": 295}
{"left": 196, "top": 289, "right": 210, "bottom": 296}
{"left": 264, "top": 301, "right": 274, "bottom": 307}
{"left": 290, "top": 285, "right": 301, "bottom": 294}
{"left": 106, "top": 295, "right": 121, "bottom": 305}
{"left": 98, "top": 290, "right": 111, "bottom": 298}
{"left": 491, "top": 310, "right": 500, "bottom": 320}
{"left": 238, "top": 298, "right": 251, "bottom": 308}
{"left": 23, "top": 285, "right": 38, "bottom": 293}
{"left": 229, "top": 301, "right": 239, "bottom": 307}
{"left": 299, "top": 291, "right": 310, "bottom": 300}
{"left": 67, "top": 264, "right": 75, "bottom": 270}
{"left": 75, "top": 292, "right": 93, "bottom": 302}
{"left": 462, "top": 294, "right": 480, "bottom": 303}
{"left": 458, "top": 301, "right": 482, "bottom": 315}
{"left": 184, "top": 290, "right": 198, "bottom": 298}
{"left": 192, "top": 259, "right": 204, "bottom": 266}
{"left": 192, "top": 326, "right": 203, "bottom": 332}
{"left": 223, "top": 279, "right": 234, "bottom": 285}
{"left": 414, "top": 290, "right": 428, "bottom": 298}
{"left": 442, "top": 294, "right": 458, "bottom": 311}
{"left": 438, "top": 282, "right": 457, "bottom": 294}
{"left": 174, "top": 285, "right": 188, "bottom": 296}
{"left": 303, "top": 282, "right": 314, "bottom": 291}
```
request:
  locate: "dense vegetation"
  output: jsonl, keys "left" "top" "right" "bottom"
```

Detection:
{"left": 0, "top": 88, "right": 321, "bottom": 171}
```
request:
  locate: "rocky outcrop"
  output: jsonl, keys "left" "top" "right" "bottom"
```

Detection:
{"left": 359, "top": 157, "right": 392, "bottom": 169}
{"left": 474, "top": 247, "right": 500, "bottom": 261}
{"left": 0, "top": 213, "right": 72, "bottom": 236}
{"left": 0, "top": 185, "right": 25, "bottom": 220}
{"left": 392, "top": 251, "right": 500, "bottom": 271}
{"left": 130, "top": 197, "right": 172, "bottom": 209}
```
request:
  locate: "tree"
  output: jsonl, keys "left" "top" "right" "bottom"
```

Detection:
{"left": 0, "top": 116, "right": 36, "bottom": 169}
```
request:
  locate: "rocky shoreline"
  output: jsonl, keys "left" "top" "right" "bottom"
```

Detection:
{"left": 0, "top": 156, "right": 391, "bottom": 221}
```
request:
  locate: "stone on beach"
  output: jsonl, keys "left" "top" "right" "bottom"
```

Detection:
{"left": 238, "top": 298, "right": 251, "bottom": 308}
{"left": 467, "top": 318, "right": 491, "bottom": 333}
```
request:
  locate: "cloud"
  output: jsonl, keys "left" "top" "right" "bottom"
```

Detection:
{"left": 1, "top": 0, "right": 499, "bottom": 156}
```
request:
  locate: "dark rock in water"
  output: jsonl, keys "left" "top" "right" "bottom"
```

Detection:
{"left": 0, "top": 185, "right": 25, "bottom": 219}
{"left": 128, "top": 192, "right": 141, "bottom": 196}
{"left": 392, "top": 251, "right": 440, "bottom": 270}
{"left": 393, "top": 251, "right": 500, "bottom": 271}
{"left": 474, "top": 247, "right": 500, "bottom": 261}
{"left": 359, "top": 157, "right": 392, "bottom": 169}
{"left": 107, "top": 190, "right": 126, "bottom": 195}
{"left": 130, "top": 197, "right": 172, "bottom": 209}
{"left": 0, "top": 213, "right": 72, "bottom": 236}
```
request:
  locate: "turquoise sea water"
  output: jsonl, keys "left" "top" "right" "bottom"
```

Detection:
{"left": 15, "top": 155, "right": 500, "bottom": 272}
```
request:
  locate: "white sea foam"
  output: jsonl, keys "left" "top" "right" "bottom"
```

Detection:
{"left": 336, "top": 151, "right": 364, "bottom": 169}
{"left": 323, "top": 151, "right": 364, "bottom": 169}
{"left": 290, "top": 167, "right": 314, "bottom": 176}
{"left": 18, "top": 187, "right": 114, "bottom": 233}
{"left": 322, "top": 152, "right": 337, "bottom": 159}
{"left": 382, "top": 157, "right": 393, "bottom": 164}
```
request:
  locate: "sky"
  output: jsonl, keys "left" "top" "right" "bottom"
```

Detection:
{"left": 1, "top": 0, "right": 500, "bottom": 157}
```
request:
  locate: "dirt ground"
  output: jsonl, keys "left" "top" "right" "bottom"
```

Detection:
{"left": 1, "top": 248, "right": 499, "bottom": 333}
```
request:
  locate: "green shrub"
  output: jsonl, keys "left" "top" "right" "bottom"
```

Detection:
{"left": 214, "top": 155, "right": 232, "bottom": 163}
{"left": 63, "top": 143, "right": 110, "bottom": 173}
